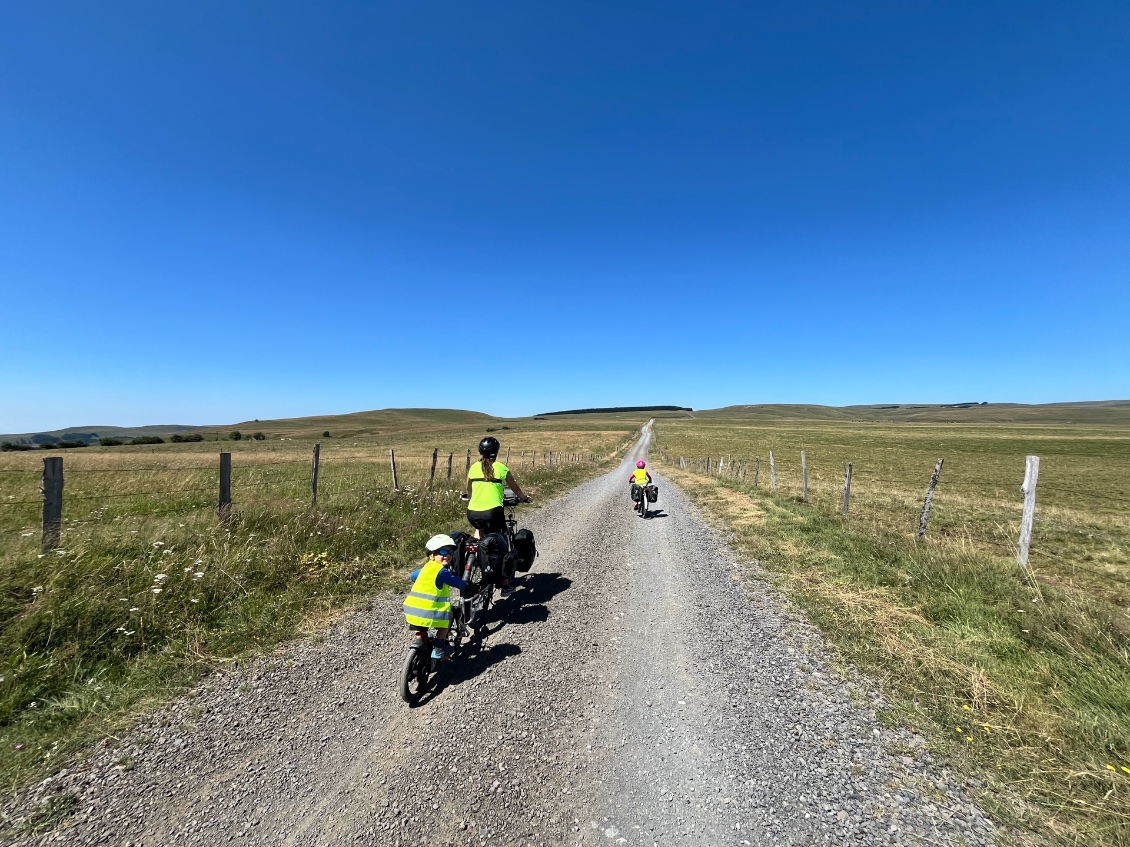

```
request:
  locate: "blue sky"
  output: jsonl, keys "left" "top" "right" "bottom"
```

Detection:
{"left": 2, "top": 1, "right": 1128, "bottom": 432}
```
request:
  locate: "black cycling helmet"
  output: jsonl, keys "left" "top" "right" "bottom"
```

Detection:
{"left": 478, "top": 436, "right": 500, "bottom": 457}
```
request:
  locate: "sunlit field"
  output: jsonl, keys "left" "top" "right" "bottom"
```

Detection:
{"left": 0, "top": 411, "right": 642, "bottom": 792}
{"left": 651, "top": 412, "right": 1130, "bottom": 846}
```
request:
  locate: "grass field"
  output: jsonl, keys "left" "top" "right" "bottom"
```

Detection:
{"left": 0, "top": 410, "right": 643, "bottom": 794}
{"left": 651, "top": 411, "right": 1130, "bottom": 846}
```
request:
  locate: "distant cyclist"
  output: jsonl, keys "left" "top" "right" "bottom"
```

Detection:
{"left": 404, "top": 534, "right": 468, "bottom": 660}
{"left": 465, "top": 436, "right": 530, "bottom": 597}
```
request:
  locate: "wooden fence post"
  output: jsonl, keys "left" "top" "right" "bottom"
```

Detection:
{"left": 390, "top": 449, "right": 399, "bottom": 492}
{"left": 447, "top": 452, "right": 453, "bottom": 480}
{"left": 841, "top": 463, "right": 852, "bottom": 515}
{"left": 466, "top": 450, "right": 471, "bottom": 473}
{"left": 429, "top": 448, "right": 438, "bottom": 485}
{"left": 505, "top": 446, "right": 511, "bottom": 464}
{"left": 1018, "top": 455, "right": 1040, "bottom": 567}
{"left": 41, "top": 456, "right": 63, "bottom": 551}
{"left": 218, "top": 452, "right": 232, "bottom": 522}
{"left": 718, "top": 456, "right": 724, "bottom": 475}
{"left": 917, "top": 458, "right": 944, "bottom": 540}
{"left": 769, "top": 451, "right": 777, "bottom": 493}
{"left": 754, "top": 456, "right": 760, "bottom": 488}
{"left": 801, "top": 451, "right": 808, "bottom": 502}
{"left": 310, "top": 444, "right": 321, "bottom": 507}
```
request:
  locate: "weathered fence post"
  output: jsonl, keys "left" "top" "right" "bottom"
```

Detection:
{"left": 917, "top": 458, "right": 944, "bottom": 540}
{"left": 310, "top": 443, "right": 321, "bottom": 507}
{"left": 218, "top": 452, "right": 232, "bottom": 522}
{"left": 429, "top": 447, "right": 438, "bottom": 485}
{"left": 447, "top": 451, "right": 453, "bottom": 480}
{"left": 41, "top": 456, "right": 63, "bottom": 551}
{"left": 465, "top": 450, "right": 471, "bottom": 474}
{"left": 390, "top": 448, "right": 399, "bottom": 491}
{"left": 505, "top": 446, "right": 511, "bottom": 464}
{"left": 754, "top": 456, "right": 760, "bottom": 488}
{"left": 769, "top": 451, "right": 777, "bottom": 493}
{"left": 801, "top": 451, "right": 808, "bottom": 502}
{"left": 841, "top": 463, "right": 853, "bottom": 515}
{"left": 1018, "top": 455, "right": 1040, "bottom": 566}
{"left": 718, "top": 456, "right": 725, "bottom": 475}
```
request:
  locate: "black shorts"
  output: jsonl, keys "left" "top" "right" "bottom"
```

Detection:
{"left": 467, "top": 507, "right": 505, "bottom": 534}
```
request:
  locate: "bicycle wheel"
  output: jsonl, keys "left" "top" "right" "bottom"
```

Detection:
{"left": 399, "top": 647, "right": 427, "bottom": 704}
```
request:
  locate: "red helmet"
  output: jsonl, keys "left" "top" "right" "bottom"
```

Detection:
{"left": 636, "top": 461, "right": 646, "bottom": 468}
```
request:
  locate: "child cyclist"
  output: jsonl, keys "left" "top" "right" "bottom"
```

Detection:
{"left": 629, "top": 460, "right": 652, "bottom": 496}
{"left": 403, "top": 534, "right": 469, "bottom": 660}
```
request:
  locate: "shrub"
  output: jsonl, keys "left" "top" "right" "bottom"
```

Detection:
{"left": 322, "top": 431, "right": 331, "bottom": 438}
{"left": 128, "top": 436, "right": 164, "bottom": 445}
{"left": 1, "top": 442, "right": 34, "bottom": 452}
{"left": 229, "top": 431, "right": 242, "bottom": 441}
{"left": 252, "top": 432, "right": 266, "bottom": 441}
{"left": 98, "top": 438, "right": 124, "bottom": 447}
{"left": 47, "top": 441, "right": 89, "bottom": 449}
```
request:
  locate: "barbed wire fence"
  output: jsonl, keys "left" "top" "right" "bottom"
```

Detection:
{"left": 652, "top": 442, "right": 1128, "bottom": 580}
{"left": 1, "top": 446, "right": 613, "bottom": 551}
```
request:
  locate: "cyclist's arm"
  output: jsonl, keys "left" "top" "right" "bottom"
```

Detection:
{"left": 504, "top": 471, "right": 529, "bottom": 501}
{"left": 409, "top": 567, "right": 422, "bottom": 581}
{"left": 436, "top": 568, "right": 468, "bottom": 592}
{"left": 647, "top": 472, "right": 653, "bottom": 483}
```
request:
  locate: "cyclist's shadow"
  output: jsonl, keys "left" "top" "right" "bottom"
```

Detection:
{"left": 414, "top": 640, "right": 521, "bottom": 706}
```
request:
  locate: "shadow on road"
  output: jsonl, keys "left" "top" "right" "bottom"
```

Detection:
{"left": 412, "top": 641, "right": 522, "bottom": 707}
{"left": 643, "top": 509, "right": 669, "bottom": 519}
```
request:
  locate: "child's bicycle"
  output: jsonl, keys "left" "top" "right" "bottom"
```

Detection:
{"left": 630, "top": 483, "right": 658, "bottom": 518}
{"left": 398, "top": 595, "right": 468, "bottom": 705}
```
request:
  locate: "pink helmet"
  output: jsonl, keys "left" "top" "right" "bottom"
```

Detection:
{"left": 636, "top": 461, "right": 646, "bottom": 468}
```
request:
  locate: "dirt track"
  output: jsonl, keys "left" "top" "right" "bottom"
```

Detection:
{"left": 7, "top": 428, "right": 998, "bottom": 846}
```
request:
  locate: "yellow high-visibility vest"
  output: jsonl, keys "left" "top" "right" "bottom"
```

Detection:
{"left": 467, "top": 460, "right": 510, "bottom": 511}
{"left": 632, "top": 468, "right": 649, "bottom": 485}
{"left": 403, "top": 559, "right": 451, "bottom": 628}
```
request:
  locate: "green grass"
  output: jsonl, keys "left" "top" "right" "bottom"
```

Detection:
{"left": 653, "top": 416, "right": 1130, "bottom": 847}
{"left": 0, "top": 413, "right": 642, "bottom": 794}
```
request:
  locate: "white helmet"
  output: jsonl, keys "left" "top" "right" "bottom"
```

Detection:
{"left": 425, "top": 533, "right": 456, "bottom": 553}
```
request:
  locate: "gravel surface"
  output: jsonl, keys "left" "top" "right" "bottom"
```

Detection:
{"left": 2, "top": 427, "right": 999, "bottom": 846}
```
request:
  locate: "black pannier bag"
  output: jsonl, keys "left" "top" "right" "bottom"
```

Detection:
{"left": 646, "top": 485, "right": 659, "bottom": 503}
{"left": 479, "top": 533, "right": 509, "bottom": 583}
{"left": 630, "top": 484, "right": 643, "bottom": 502}
{"left": 511, "top": 528, "right": 537, "bottom": 572}
{"left": 448, "top": 530, "right": 472, "bottom": 576}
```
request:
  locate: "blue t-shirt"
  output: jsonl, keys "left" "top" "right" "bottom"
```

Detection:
{"left": 409, "top": 565, "right": 468, "bottom": 592}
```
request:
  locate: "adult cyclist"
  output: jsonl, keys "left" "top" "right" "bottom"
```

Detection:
{"left": 464, "top": 436, "right": 530, "bottom": 596}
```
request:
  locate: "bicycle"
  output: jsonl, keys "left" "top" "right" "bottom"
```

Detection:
{"left": 458, "top": 492, "right": 528, "bottom": 630}
{"left": 631, "top": 483, "right": 648, "bottom": 518}
{"left": 398, "top": 594, "right": 468, "bottom": 705}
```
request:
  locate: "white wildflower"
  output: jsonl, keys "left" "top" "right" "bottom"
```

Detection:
{"left": 193, "top": 572, "right": 204, "bottom": 578}
{"left": 151, "top": 588, "right": 163, "bottom": 594}
{"left": 128, "top": 607, "right": 139, "bottom": 612}
{"left": 153, "top": 541, "right": 164, "bottom": 547}
{"left": 154, "top": 574, "right": 167, "bottom": 581}
{"left": 190, "top": 598, "right": 199, "bottom": 604}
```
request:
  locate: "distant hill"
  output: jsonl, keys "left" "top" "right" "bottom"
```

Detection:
{"left": 0, "top": 409, "right": 495, "bottom": 445}
{"left": 538, "top": 405, "right": 692, "bottom": 416}
{"left": 699, "top": 401, "right": 1130, "bottom": 425}
{"left": 7, "top": 401, "right": 1128, "bottom": 445}
{"left": 0, "top": 424, "right": 209, "bottom": 445}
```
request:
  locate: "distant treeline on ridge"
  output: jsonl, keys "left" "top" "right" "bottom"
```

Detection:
{"left": 538, "top": 406, "right": 692, "bottom": 416}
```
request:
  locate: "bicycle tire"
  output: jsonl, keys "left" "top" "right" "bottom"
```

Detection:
{"left": 399, "top": 646, "right": 427, "bottom": 704}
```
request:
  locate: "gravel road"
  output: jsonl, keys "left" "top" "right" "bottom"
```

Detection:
{"left": 4, "top": 428, "right": 998, "bottom": 846}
